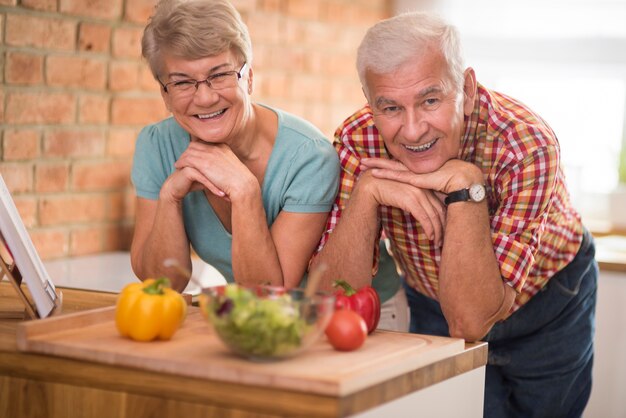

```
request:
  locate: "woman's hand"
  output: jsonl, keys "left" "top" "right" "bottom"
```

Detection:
{"left": 159, "top": 164, "right": 225, "bottom": 204}
{"left": 174, "top": 140, "right": 258, "bottom": 201}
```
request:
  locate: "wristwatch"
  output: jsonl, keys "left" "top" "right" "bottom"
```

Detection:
{"left": 444, "top": 183, "right": 486, "bottom": 205}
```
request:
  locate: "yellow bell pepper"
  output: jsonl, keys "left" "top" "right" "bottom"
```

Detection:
{"left": 115, "top": 278, "right": 187, "bottom": 342}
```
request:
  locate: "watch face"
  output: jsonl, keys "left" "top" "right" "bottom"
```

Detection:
{"left": 469, "top": 184, "right": 486, "bottom": 202}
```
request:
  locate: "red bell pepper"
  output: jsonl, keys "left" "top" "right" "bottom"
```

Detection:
{"left": 333, "top": 280, "right": 381, "bottom": 334}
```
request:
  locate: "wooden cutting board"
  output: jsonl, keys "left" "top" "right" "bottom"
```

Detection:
{"left": 16, "top": 306, "right": 464, "bottom": 396}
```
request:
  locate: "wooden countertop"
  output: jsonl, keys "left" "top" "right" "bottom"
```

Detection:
{"left": 0, "top": 282, "right": 487, "bottom": 418}
{"left": 594, "top": 234, "right": 626, "bottom": 273}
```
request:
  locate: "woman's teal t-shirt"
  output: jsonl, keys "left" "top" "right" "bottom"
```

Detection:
{"left": 131, "top": 105, "right": 340, "bottom": 283}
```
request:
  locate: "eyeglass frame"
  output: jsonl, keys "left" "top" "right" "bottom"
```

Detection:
{"left": 158, "top": 62, "right": 248, "bottom": 96}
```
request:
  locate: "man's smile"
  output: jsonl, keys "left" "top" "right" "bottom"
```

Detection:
{"left": 402, "top": 138, "right": 438, "bottom": 153}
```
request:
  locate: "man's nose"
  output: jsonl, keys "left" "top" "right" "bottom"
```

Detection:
{"left": 401, "top": 110, "right": 428, "bottom": 140}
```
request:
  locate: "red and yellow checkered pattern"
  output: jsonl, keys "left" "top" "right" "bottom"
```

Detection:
{"left": 318, "top": 84, "right": 583, "bottom": 312}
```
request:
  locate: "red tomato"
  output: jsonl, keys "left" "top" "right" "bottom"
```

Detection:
{"left": 325, "top": 309, "right": 368, "bottom": 351}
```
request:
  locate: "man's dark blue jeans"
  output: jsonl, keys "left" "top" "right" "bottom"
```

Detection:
{"left": 404, "top": 228, "right": 598, "bottom": 418}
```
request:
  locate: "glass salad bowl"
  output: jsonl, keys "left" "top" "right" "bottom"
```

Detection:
{"left": 198, "top": 284, "right": 335, "bottom": 361}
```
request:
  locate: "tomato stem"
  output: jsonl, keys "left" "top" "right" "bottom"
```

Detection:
{"left": 333, "top": 279, "right": 357, "bottom": 296}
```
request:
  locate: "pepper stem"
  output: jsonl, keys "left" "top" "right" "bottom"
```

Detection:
{"left": 333, "top": 279, "right": 357, "bottom": 296}
{"left": 143, "top": 277, "right": 171, "bottom": 295}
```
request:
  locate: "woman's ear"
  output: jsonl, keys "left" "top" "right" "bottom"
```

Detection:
{"left": 462, "top": 67, "right": 477, "bottom": 116}
{"left": 160, "top": 86, "right": 172, "bottom": 112}
{"left": 247, "top": 67, "right": 254, "bottom": 95}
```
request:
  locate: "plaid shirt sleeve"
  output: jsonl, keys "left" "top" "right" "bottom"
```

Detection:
{"left": 489, "top": 132, "right": 560, "bottom": 293}
{"left": 314, "top": 107, "right": 382, "bottom": 273}
{"left": 316, "top": 120, "right": 364, "bottom": 253}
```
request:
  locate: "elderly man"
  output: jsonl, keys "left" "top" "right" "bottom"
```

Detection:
{"left": 313, "top": 11, "right": 598, "bottom": 418}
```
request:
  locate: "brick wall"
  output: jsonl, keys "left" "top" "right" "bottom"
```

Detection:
{"left": 0, "top": 0, "right": 390, "bottom": 260}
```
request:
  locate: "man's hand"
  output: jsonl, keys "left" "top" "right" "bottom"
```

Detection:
{"left": 361, "top": 157, "right": 483, "bottom": 195}
{"left": 358, "top": 170, "right": 446, "bottom": 247}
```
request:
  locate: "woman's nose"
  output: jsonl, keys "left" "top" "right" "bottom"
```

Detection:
{"left": 193, "top": 82, "right": 220, "bottom": 105}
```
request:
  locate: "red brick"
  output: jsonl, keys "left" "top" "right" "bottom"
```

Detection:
{"left": 278, "top": 99, "right": 305, "bottom": 120}
{"left": 286, "top": 0, "right": 321, "bottom": 20}
{"left": 356, "top": 5, "right": 391, "bottom": 23}
{"left": 70, "top": 226, "right": 103, "bottom": 256}
{"left": 72, "top": 160, "right": 132, "bottom": 191}
{"left": 5, "top": 51, "right": 44, "bottom": 85}
{"left": 246, "top": 12, "right": 283, "bottom": 44}
{"left": 3, "top": 129, "right": 40, "bottom": 160}
{"left": 0, "top": 163, "right": 33, "bottom": 193}
{"left": 108, "top": 128, "right": 138, "bottom": 157}
{"left": 139, "top": 65, "right": 160, "bottom": 92}
{"left": 250, "top": 44, "right": 269, "bottom": 72}
{"left": 43, "top": 129, "right": 106, "bottom": 158}
{"left": 125, "top": 188, "right": 136, "bottom": 218}
{"left": 21, "top": 0, "right": 56, "bottom": 11}
{"left": 284, "top": 49, "right": 306, "bottom": 72}
{"left": 329, "top": 77, "right": 362, "bottom": 104}
{"left": 305, "top": 104, "right": 332, "bottom": 137}
{"left": 304, "top": 50, "right": 325, "bottom": 74}
{"left": 78, "top": 22, "right": 112, "bottom": 53}
{"left": 5, "top": 14, "right": 75, "bottom": 51}
{"left": 0, "top": 0, "right": 17, "bottom": 6}
{"left": 35, "top": 163, "right": 70, "bottom": 193}
{"left": 106, "top": 189, "right": 134, "bottom": 222}
{"left": 124, "top": 0, "right": 157, "bottom": 24}
{"left": 46, "top": 56, "right": 107, "bottom": 90}
{"left": 59, "top": 0, "right": 122, "bottom": 20}
{"left": 0, "top": 89, "right": 4, "bottom": 124}
{"left": 79, "top": 94, "right": 110, "bottom": 125}
{"left": 259, "top": 0, "right": 284, "bottom": 12}
{"left": 111, "top": 97, "right": 168, "bottom": 125}
{"left": 103, "top": 223, "right": 133, "bottom": 251}
{"left": 112, "top": 27, "right": 143, "bottom": 59}
{"left": 289, "top": 74, "right": 328, "bottom": 101}
{"left": 109, "top": 61, "right": 139, "bottom": 91}
{"left": 5, "top": 92, "right": 76, "bottom": 125}
{"left": 231, "top": 0, "right": 256, "bottom": 13}
{"left": 336, "top": 27, "right": 369, "bottom": 51}
{"left": 324, "top": 50, "right": 358, "bottom": 77}
{"left": 30, "top": 228, "right": 69, "bottom": 260}
{"left": 12, "top": 196, "right": 38, "bottom": 228}
{"left": 308, "top": 22, "right": 342, "bottom": 47}
{"left": 322, "top": 2, "right": 356, "bottom": 24}
{"left": 259, "top": 72, "right": 288, "bottom": 98}
{"left": 284, "top": 19, "right": 305, "bottom": 46}
{"left": 39, "top": 195, "right": 108, "bottom": 226}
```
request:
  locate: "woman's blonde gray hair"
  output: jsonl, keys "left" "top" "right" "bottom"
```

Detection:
{"left": 142, "top": 0, "right": 253, "bottom": 79}
{"left": 357, "top": 11, "right": 464, "bottom": 98}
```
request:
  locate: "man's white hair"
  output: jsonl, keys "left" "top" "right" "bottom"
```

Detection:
{"left": 357, "top": 11, "right": 465, "bottom": 100}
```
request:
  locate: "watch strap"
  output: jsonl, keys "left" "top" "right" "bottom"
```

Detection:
{"left": 444, "top": 188, "right": 470, "bottom": 205}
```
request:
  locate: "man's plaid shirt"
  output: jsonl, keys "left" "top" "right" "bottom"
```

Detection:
{"left": 317, "top": 83, "right": 583, "bottom": 312}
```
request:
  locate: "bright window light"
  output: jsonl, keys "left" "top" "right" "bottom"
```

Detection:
{"left": 493, "top": 76, "right": 625, "bottom": 200}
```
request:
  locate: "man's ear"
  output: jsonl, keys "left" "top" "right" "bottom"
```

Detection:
{"left": 361, "top": 86, "right": 370, "bottom": 104}
{"left": 462, "top": 67, "right": 477, "bottom": 116}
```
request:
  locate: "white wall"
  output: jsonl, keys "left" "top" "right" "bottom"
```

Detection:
{"left": 392, "top": 0, "right": 626, "bottom": 225}
{"left": 585, "top": 270, "right": 626, "bottom": 418}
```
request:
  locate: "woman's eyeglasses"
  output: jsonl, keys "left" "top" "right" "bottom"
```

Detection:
{"left": 159, "top": 62, "right": 247, "bottom": 99}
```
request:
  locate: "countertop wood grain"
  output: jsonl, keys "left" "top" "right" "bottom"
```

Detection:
{"left": 0, "top": 282, "right": 487, "bottom": 418}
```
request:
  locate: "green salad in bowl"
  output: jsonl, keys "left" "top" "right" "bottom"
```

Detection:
{"left": 199, "top": 284, "right": 335, "bottom": 360}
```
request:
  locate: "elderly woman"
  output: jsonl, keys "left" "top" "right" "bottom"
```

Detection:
{"left": 131, "top": 0, "right": 339, "bottom": 291}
